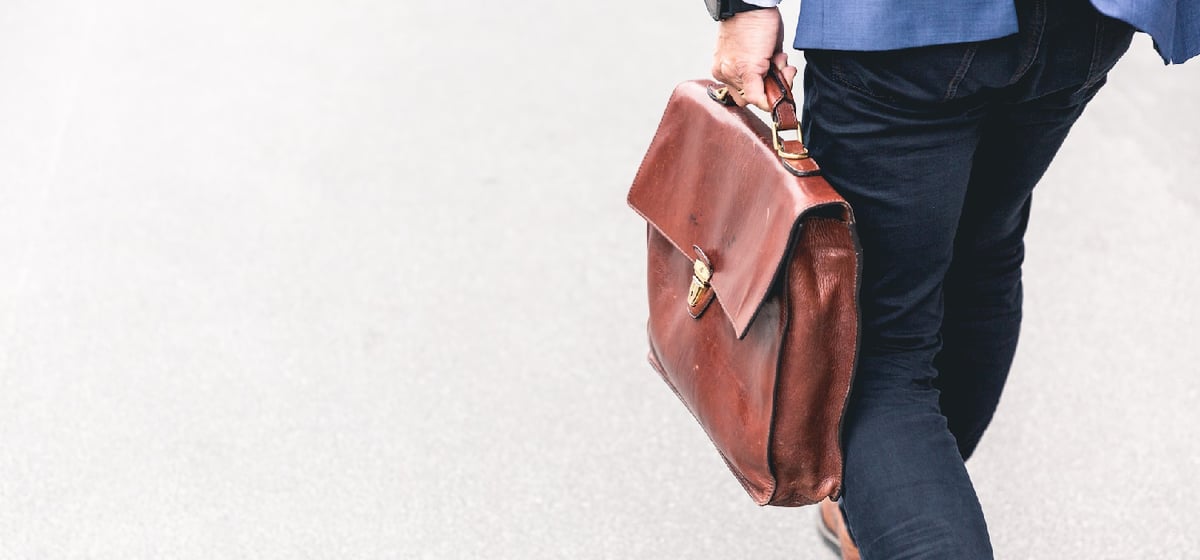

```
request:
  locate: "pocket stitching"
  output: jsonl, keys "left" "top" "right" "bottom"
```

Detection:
{"left": 1081, "top": 16, "right": 1108, "bottom": 91}
{"left": 943, "top": 44, "right": 980, "bottom": 101}
{"left": 829, "top": 56, "right": 895, "bottom": 101}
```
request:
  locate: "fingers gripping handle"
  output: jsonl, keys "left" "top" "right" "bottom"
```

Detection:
{"left": 762, "top": 68, "right": 808, "bottom": 160}
{"left": 707, "top": 67, "right": 809, "bottom": 161}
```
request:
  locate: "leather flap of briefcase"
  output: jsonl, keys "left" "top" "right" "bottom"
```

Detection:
{"left": 628, "top": 80, "right": 849, "bottom": 339}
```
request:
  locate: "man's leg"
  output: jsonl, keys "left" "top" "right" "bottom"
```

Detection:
{"left": 934, "top": 100, "right": 1088, "bottom": 460}
{"left": 802, "top": 45, "right": 996, "bottom": 559}
{"left": 800, "top": 0, "right": 1134, "bottom": 557}
{"left": 933, "top": 1, "right": 1135, "bottom": 460}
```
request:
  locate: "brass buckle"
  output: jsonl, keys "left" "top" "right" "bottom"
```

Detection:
{"left": 771, "top": 121, "right": 809, "bottom": 160}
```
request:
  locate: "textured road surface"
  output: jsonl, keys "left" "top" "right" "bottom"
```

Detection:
{"left": 2, "top": 1, "right": 1198, "bottom": 558}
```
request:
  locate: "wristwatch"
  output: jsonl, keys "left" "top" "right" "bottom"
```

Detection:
{"left": 705, "top": 0, "right": 769, "bottom": 21}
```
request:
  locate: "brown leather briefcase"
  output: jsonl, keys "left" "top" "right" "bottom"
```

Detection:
{"left": 627, "top": 71, "right": 861, "bottom": 507}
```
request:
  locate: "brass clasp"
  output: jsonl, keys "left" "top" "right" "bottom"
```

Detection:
{"left": 687, "top": 258, "right": 712, "bottom": 308}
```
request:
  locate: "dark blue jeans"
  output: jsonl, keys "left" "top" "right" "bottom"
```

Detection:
{"left": 800, "top": 0, "right": 1134, "bottom": 557}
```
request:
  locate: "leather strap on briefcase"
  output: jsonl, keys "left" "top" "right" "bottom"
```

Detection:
{"left": 628, "top": 70, "right": 861, "bottom": 506}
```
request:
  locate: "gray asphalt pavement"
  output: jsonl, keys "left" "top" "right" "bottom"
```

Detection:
{"left": 2, "top": 1, "right": 1199, "bottom": 558}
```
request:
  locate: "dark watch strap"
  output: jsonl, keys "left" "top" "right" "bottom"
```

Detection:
{"left": 706, "top": 0, "right": 770, "bottom": 21}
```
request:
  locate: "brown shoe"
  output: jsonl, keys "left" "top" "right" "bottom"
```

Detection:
{"left": 817, "top": 498, "right": 861, "bottom": 560}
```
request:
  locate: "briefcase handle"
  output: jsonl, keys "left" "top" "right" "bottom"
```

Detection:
{"left": 708, "top": 67, "right": 809, "bottom": 161}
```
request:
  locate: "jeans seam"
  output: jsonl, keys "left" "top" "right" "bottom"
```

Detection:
{"left": 943, "top": 44, "right": 979, "bottom": 101}
{"left": 1008, "top": 0, "right": 1046, "bottom": 85}
{"left": 1081, "top": 16, "right": 1108, "bottom": 91}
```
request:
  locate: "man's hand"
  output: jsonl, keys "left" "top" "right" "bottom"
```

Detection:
{"left": 712, "top": 7, "right": 797, "bottom": 111}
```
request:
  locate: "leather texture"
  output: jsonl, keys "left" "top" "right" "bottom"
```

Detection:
{"left": 628, "top": 78, "right": 861, "bottom": 507}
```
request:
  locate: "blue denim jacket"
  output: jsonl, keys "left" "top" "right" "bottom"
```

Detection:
{"left": 784, "top": 0, "right": 1198, "bottom": 64}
